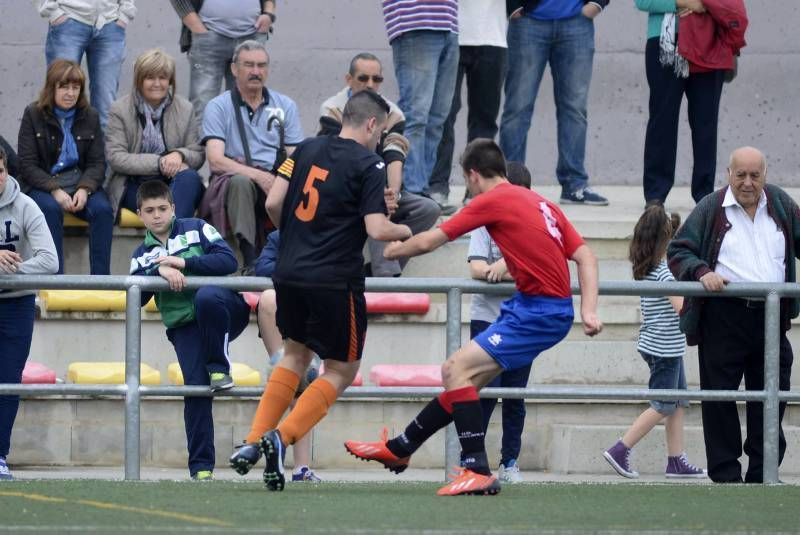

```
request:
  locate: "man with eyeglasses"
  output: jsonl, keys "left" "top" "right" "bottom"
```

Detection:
{"left": 318, "top": 53, "right": 440, "bottom": 277}
{"left": 199, "top": 40, "right": 304, "bottom": 270}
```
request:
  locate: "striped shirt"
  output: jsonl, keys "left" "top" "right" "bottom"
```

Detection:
{"left": 382, "top": 0, "right": 458, "bottom": 43}
{"left": 637, "top": 260, "right": 686, "bottom": 358}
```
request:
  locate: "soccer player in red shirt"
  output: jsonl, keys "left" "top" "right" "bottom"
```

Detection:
{"left": 345, "top": 138, "right": 603, "bottom": 496}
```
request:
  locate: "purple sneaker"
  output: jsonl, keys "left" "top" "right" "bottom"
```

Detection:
{"left": 603, "top": 440, "right": 639, "bottom": 479}
{"left": 666, "top": 453, "right": 707, "bottom": 478}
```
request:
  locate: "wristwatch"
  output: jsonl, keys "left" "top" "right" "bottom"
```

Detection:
{"left": 262, "top": 11, "right": 276, "bottom": 23}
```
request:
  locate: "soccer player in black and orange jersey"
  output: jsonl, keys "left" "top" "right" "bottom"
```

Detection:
{"left": 345, "top": 138, "right": 603, "bottom": 496}
{"left": 249, "top": 90, "right": 412, "bottom": 491}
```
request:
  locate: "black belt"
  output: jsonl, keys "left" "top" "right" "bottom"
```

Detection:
{"left": 736, "top": 297, "right": 766, "bottom": 309}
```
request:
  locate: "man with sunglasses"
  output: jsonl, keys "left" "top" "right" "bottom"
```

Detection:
{"left": 319, "top": 53, "right": 440, "bottom": 278}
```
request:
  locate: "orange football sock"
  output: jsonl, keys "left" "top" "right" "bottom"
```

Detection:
{"left": 277, "top": 377, "right": 338, "bottom": 445}
{"left": 244, "top": 366, "right": 300, "bottom": 444}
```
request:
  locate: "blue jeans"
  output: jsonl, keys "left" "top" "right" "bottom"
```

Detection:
{"left": 166, "top": 287, "right": 250, "bottom": 475}
{"left": 188, "top": 30, "right": 270, "bottom": 119}
{"left": 472, "top": 320, "right": 532, "bottom": 466}
{"left": 120, "top": 170, "right": 205, "bottom": 219}
{"left": 27, "top": 188, "right": 114, "bottom": 275}
{"left": 45, "top": 18, "right": 126, "bottom": 130}
{"left": 499, "top": 14, "right": 595, "bottom": 192}
{"left": 0, "top": 295, "right": 35, "bottom": 458}
{"left": 391, "top": 30, "right": 459, "bottom": 194}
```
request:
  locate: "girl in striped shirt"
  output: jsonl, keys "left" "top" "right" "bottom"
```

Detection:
{"left": 603, "top": 205, "right": 705, "bottom": 479}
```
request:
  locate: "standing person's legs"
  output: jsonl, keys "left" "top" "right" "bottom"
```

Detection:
{"left": 167, "top": 323, "right": 215, "bottom": 477}
{"left": 85, "top": 22, "right": 126, "bottom": 129}
{"left": 429, "top": 45, "right": 468, "bottom": 199}
{"left": 45, "top": 18, "right": 91, "bottom": 66}
{"left": 498, "top": 17, "right": 551, "bottom": 163}
{"left": 549, "top": 14, "right": 594, "bottom": 194}
{"left": 75, "top": 189, "right": 114, "bottom": 275}
{"left": 392, "top": 31, "right": 453, "bottom": 194}
{"left": 188, "top": 31, "right": 236, "bottom": 120}
{"left": 742, "top": 329, "right": 793, "bottom": 483}
{"left": 169, "top": 169, "right": 205, "bottom": 219}
{"left": 26, "top": 189, "right": 65, "bottom": 274}
{"left": 194, "top": 286, "right": 251, "bottom": 377}
{"left": 465, "top": 46, "right": 507, "bottom": 141}
{"left": 642, "top": 38, "right": 686, "bottom": 205}
{"left": 698, "top": 299, "right": 749, "bottom": 482}
{"left": 685, "top": 70, "right": 725, "bottom": 203}
{"left": 422, "top": 32, "right": 458, "bottom": 192}
{"left": 0, "top": 296, "right": 36, "bottom": 475}
{"left": 498, "top": 363, "right": 532, "bottom": 468}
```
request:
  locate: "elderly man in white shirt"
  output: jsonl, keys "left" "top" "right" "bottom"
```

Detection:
{"left": 668, "top": 146, "right": 800, "bottom": 484}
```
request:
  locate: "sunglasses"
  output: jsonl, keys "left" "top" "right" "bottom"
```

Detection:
{"left": 356, "top": 74, "right": 384, "bottom": 83}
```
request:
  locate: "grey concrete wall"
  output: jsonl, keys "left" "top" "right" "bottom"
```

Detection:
{"left": 0, "top": 1, "right": 797, "bottom": 188}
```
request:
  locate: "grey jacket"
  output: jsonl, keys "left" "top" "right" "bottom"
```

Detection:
{"left": 105, "top": 93, "right": 204, "bottom": 218}
{"left": 38, "top": 0, "right": 136, "bottom": 28}
{"left": 0, "top": 176, "right": 58, "bottom": 298}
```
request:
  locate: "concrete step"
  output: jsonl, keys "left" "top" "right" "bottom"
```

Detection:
{"left": 11, "top": 396, "right": 800, "bottom": 475}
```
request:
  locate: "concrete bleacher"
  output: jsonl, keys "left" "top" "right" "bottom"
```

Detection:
{"left": 12, "top": 185, "right": 800, "bottom": 476}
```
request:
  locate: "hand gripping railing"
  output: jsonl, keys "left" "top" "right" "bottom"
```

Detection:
{"left": 1, "top": 274, "right": 798, "bottom": 484}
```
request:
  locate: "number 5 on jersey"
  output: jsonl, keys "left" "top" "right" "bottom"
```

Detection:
{"left": 295, "top": 165, "right": 330, "bottom": 222}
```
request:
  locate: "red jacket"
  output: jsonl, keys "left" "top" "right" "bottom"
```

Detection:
{"left": 678, "top": 0, "right": 748, "bottom": 73}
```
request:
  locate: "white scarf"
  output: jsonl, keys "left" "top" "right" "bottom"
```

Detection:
{"left": 659, "top": 13, "right": 689, "bottom": 78}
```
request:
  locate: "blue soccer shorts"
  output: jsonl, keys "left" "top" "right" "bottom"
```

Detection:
{"left": 473, "top": 292, "right": 574, "bottom": 371}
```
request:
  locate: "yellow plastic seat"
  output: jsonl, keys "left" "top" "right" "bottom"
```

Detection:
{"left": 119, "top": 208, "right": 145, "bottom": 228}
{"left": 39, "top": 290, "right": 127, "bottom": 312}
{"left": 63, "top": 212, "right": 88, "bottom": 228}
{"left": 67, "top": 362, "right": 161, "bottom": 385}
{"left": 168, "top": 362, "right": 261, "bottom": 386}
{"left": 144, "top": 296, "right": 159, "bottom": 312}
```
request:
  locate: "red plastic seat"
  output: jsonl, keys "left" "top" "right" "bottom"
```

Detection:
{"left": 241, "top": 291, "right": 261, "bottom": 312}
{"left": 22, "top": 362, "right": 57, "bottom": 384}
{"left": 365, "top": 293, "right": 430, "bottom": 314}
{"left": 369, "top": 364, "right": 442, "bottom": 387}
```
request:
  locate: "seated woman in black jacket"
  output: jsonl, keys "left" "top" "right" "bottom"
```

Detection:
{"left": 17, "top": 59, "right": 113, "bottom": 275}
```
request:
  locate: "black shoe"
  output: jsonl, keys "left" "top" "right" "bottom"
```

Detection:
{"left": 229, "top": 442, "right": 262, "bottom": 475}
{"left": 560, "top": 187, "right": 609, "bottom": 206}
{"left": 260, "top": 429, "right": 286, "bottom": 491}
{"left": 428, "top": 192, "right": 457, "bottom": 216}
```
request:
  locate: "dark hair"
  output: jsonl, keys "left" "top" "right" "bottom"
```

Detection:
{"left": 0, "top": 146, "right": 6, "bottom": 168}
{"left": 37, "top": 59, "right": 88, "bottom": 113}
{"left": 342, "top": 89, "right": 389, "bottom": 127}
{"left": 136, "top": 180, "right": 173, "bottom": 208}
{"left": 460, "top": 138, "right": 506, "bottom": 179}
{"left": 629, "top": 205, "right": 681, "bottom": 280}
{"left": 506, "top": 161, "right": 532, "bottom": 189}
{"left": 349, "top": 52, "right": 381, "bottom": 75}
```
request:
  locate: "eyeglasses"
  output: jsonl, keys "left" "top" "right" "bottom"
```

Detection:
{"left": 356, "top": 74, "right": 384, "bottom": 83}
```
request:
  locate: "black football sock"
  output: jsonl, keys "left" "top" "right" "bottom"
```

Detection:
{"left": 387, "top": 397, "right": 452, "bottom": 458}
{"left": 452, "top": 399, "right": 491, "bottom": 475}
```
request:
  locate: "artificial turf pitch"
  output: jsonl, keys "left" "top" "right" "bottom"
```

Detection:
{"left": 0, "top": 480, "right": 797, "bottom": 533}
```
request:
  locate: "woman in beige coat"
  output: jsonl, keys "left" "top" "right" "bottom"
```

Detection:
{"left": 106, "top": 49, "right": 204, "bottom": 219}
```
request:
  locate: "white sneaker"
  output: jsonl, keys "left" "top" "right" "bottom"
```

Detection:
{"left": 498, "top": 461, "right": 523, "bottom": 484}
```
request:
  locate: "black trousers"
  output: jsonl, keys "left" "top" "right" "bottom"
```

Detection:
{"left": 642, "top": 37, "right": 725, "bottom": 204}
{"left": 698, "top": 298, "right": 793, "bottom": 483}
{"left": 428, "top": 45, "right": 508, "bottom": 196}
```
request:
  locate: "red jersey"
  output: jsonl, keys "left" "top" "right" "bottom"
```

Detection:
{"left": 439, "top": 183, "right": 584, "bottom": 298}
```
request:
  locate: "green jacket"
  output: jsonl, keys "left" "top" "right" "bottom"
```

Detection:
{"left": 667, "top": 184, "right": 800, "bottom": 345}
{"left": 130, "top": 217, "right": 238, "bottom": 328}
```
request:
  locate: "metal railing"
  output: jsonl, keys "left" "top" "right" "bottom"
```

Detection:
{"left": 1, "top": 274, "right": 798, "bottom": 484}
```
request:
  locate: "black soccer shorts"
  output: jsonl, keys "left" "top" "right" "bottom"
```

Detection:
{"left": 275, "top": 283, "right": 367, "bottom": 362}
